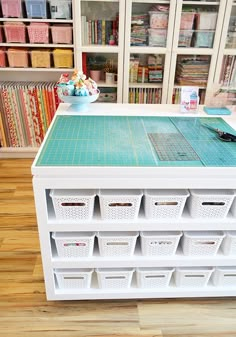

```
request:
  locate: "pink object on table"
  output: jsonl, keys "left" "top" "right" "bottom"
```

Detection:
{"left": 0, "top": 0, "right": 22, "bottom": 18}
{"left": 27, "top": 23, "right": 49, "bottom": 44}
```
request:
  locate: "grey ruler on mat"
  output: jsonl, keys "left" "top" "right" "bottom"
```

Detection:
{"left": 148, "top": 133, "right": 200, "bottom": 161}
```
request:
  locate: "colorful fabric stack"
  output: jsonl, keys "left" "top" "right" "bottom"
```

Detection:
{"left": 0, "top": 82, "right": 59, "bottom": 148}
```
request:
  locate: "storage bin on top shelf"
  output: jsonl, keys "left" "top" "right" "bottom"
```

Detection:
{"left": 52, "top": 232, "right": 96, "bottom": 258}
{"left": 53, "top": 48, "right": 73, "bottom": 68}
{"left": 195, "top": 12, "right": 218, "bottom": 30}
{"left": 149, "top": 11, "right": 168, "bottom": 29}
{"left": 31, "top": 49, "right": 51, "bottom": 68}
{"left": 4, "top": 22, "right": 26, "bottom": 43}
{"left": 187, "top": 189, "right": 235, "bottom": 219}
{"left": 0, "top": 0, "right": 22, "bottom": 18}
{"left": 54, "top": 268, "right": 94, "bottom": 289}
{"left": 51, "top": 24, "right": 73, "bottom": 44}
{"left": 144, "top": 189, "right": 189, "bottom": 219}
{"left": 50, "top": 189, "right": 96, "bottom": 221}
{"left": 7, "top": 48, "right": 28, "bottom": 67}
{"left": 98, "top": 189, "right": 143, "bottom": 221}
{"left": 27, "top": 23, "right": 49, "bottom": 44}
{"left": 48, "top": 0, "right": 72, "bottom": 19}
{"left": 25, "top": 0, "right": 47, "bottom": 19}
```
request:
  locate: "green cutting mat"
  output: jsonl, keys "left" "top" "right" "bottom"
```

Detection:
{"left": 36, "top": 116, "right": 236, "bottom": 167}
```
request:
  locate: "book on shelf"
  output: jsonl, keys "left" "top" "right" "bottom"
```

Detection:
{"left": 129, "top": 88, "right": 162, "bottom": 104}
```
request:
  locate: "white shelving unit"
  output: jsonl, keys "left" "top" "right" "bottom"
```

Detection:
{"left": 167, "top": 0, "right": 227, "bottom": 103}
{"left": 32, "top": 103, "right": 236, "bottom": 301}
{"left": 1, "top": 0, "right": 236, "bottom": 157}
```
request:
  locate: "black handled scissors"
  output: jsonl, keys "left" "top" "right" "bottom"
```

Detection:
{"left": 202, "top": 123, "right": 236, "bottom": 142}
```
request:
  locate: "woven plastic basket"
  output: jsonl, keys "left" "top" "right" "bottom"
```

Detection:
{"left": 140, "top": 231, "right": 182, "bottom": 256}
{"left": 97, "top": 231, "right": 138, "bottom": 257}
{"left": 52, "top": 232, "right": 95, "bottom": 258}
{"left": 181, "top": 231, "right": 225, "bottom": 256}
{"left": 54, "top": 268, "right": 93, "bottom": 289}
{"left": 174, "top": 267, "right": 214, "bottom": 287}
{"left": 96, "top": 268, "right": 134, "bottom": 289}
{"left": 221, "top": 231, "right": 236, "bottom": 255}
{"left": 50, "top": 189, "right": 96, "bottom": 221}
{"left": 212, "top": 267, "right": 236, "bottom": 287}
{"left": 136, "top": 267, "right": 174, "bottom": 288}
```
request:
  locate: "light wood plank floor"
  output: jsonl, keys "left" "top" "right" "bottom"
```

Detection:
{"left": 1, "top": 158, "right": 236, "bottom": 337}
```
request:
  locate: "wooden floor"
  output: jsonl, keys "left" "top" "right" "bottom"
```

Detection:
{"left": 1, "top": 158, "right": 236, "bottom": 337}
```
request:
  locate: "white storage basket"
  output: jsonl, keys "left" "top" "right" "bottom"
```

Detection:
{"left": 52, "top": 232, "right": 95, "bottom": 258}
{"left": 212, "top": 267, "right": 236, "bottom": 287}
{"left": 97, "top": 231, "right": 138, "bottom": 257}
{"left": 136, "top": 267, "right": 174, "bottom": 288}
{"left": 96, "top": 268, "right": 134, "bottom": 289}
{"left": 50, "top": 189, "right": 96, "bottom": 221}
{"left": 140, "top": 231, "right": 182, "bottom": 256}
{"left": 144, "top": 189, "right": 189, "bottom": 219}
{"left": 188, "top": 189, "right": 235, "bottom": 219}
{"left": 99, "top": 190, "right": 142, "bottom": 221}
{"left": 231, "top": 195, "right": 236, "bottom": 217}
{"left": 54, "top": 268, "right": 93, "bottom": 289}
{"left": 174, "top": 267, "right": 214, "bottom": 287}
{"left": 182, "top": 231, "right": 225, "bottom": 256}
{"left": 221, "top": 231, "right": 236, "bottom": 255}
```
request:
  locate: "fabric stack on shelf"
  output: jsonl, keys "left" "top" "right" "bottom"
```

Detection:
{"left": 0, "top": 82, "right": 59, "bottom": 148}
{"left": 220, "top": 55, "right": 236, "bottom": 87}
{"left": 148, "top": 54, "right": 163, "bottom": 83}
{"left": 175, "top": 56, "right": 210, "bottom": 86}
{"left": 130, "top": 13, "right": 149, "bottom": 46}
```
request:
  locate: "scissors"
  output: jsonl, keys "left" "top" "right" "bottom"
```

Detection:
{"left": 202, "top": 123, "right": 236, "bottom": 142}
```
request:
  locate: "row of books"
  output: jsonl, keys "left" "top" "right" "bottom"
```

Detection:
{"left": 129, "top": 88, "right": 162, "bottom": 104}
{"left": 0, "top": 82, "right": 59, "bottom": 148}
{"left": 81, "top": 16, "right": 118, "bottom": 46}
{"left": 220, "top": 55, "right": 236, "bottom": 87}
{"left": 175, "top": 55, "right": 210, "bottom": 86}
{"left": 129, "top": 55, "right": 164, "bottom": 83}
{"left": 172, "top": 88, "right": 206, "bottom": 105}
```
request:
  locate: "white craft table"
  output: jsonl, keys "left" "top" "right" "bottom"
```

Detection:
{"left": 32, "top": 103, "right": 236, "bottom": 300}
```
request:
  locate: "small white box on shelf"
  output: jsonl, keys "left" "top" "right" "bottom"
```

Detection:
{"left": 52, "top": 232, "right": 95, "bottom": 258}
{"left": 181, "top": 231, "right": 225, "bottom": 256}
{"left": 98, "top": 189, "right": 142, "bottom": 221}
{"left": 212, "top": 267, "right": 236, "bottom": 287}
{"left": 54, "top": 268, "right": 93, "bottom": 289}
{"left": 144, "top": 189, "right": 189, "bottom": 219}
{"left": 140, "top": 231, "right": 182, "bottom": 256}
{"left": 174, "top": 267, "right": 214, "bottom": 287}
{"left": 221, "top": 231, "right": 236, "bottom": 255}
{"left": 188, "top": 189, "right": 235, "bottom": 219}
{"left": 49, "top": 0, "right": 72, "bottom": 19}
{"left": 97, "top": 231, "right": 138, "bottom": 257}
{"left": 136, "top": 267, "right": 174, "bottom": 288}
{"left": 96, "top": 268, "right": 134, "bottom": 289}
{"left": 50, "top": 189, "right": 96, "bottom": 221}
